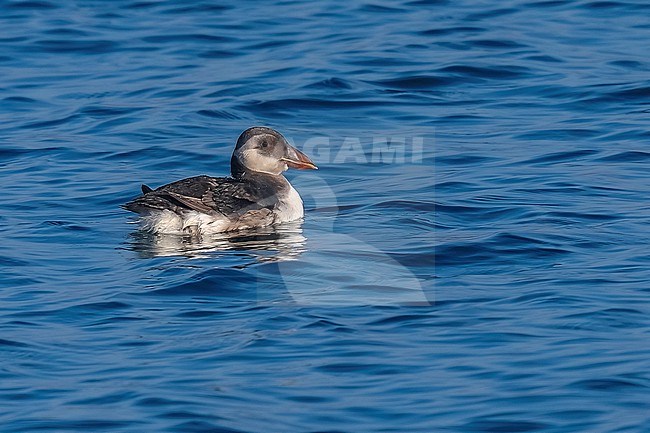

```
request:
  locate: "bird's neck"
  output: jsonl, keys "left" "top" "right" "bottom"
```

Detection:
{"left": 230, "top": 154, "right": 247, "bottom": 178}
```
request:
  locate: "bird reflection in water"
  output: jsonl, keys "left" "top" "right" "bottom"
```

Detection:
{"left": 125, "top": 220, "right": 307, "bottom": 262}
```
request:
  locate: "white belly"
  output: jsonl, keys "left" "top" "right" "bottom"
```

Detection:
{"left": 139, "top": 209, "right": 231, "bottom": 235}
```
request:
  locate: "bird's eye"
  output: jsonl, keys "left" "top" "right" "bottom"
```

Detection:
{"left": 261, "top": 140, "right": 269, "bottom": 148}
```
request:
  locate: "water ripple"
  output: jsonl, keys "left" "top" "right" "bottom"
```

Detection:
{"left": 1, "top": 0, "right": 649, "bottom": 431}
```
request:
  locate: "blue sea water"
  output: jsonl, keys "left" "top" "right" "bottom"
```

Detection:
{"left": 1, "top": 0, "right": 649, "bottom": 431}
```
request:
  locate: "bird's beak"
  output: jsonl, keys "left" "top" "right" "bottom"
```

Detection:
{"left": 281, "top": 145, "right": 318, "bottom": 170}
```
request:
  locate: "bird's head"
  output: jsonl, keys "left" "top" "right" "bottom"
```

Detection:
{"left": 231, "top": 126, "right": 317, "bottom": 177}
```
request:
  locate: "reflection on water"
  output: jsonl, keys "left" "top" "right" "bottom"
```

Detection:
{"left": 124, "top": 220, "right": 307, "bottom": 262}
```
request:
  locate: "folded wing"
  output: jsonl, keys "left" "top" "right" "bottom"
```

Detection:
{"left": 122, "top": 175, "right": 278, "bottom": 222}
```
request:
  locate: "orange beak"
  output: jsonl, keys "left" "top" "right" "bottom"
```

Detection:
{"left": 282, "top": 145, "right": 318, "bottom": 170}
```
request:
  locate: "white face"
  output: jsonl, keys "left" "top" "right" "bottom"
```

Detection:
{"left": 234, "top": 133, "right": 288, "bottom": 175}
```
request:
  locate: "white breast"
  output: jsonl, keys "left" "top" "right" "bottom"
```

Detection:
{"left": 274, "top": 184, "right": 304, "bottom": 223}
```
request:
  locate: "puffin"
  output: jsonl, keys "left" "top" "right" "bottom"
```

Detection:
{"left": 122, "top": 127, "right": 317, "bottom": 235}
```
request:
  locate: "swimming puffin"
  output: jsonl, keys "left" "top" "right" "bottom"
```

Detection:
{"left": 122, "top": 127, "right": 317, "bottom": 235}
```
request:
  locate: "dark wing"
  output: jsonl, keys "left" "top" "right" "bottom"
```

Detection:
{"left": 122, "top": 175, "right": 278, "bottom": 219}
